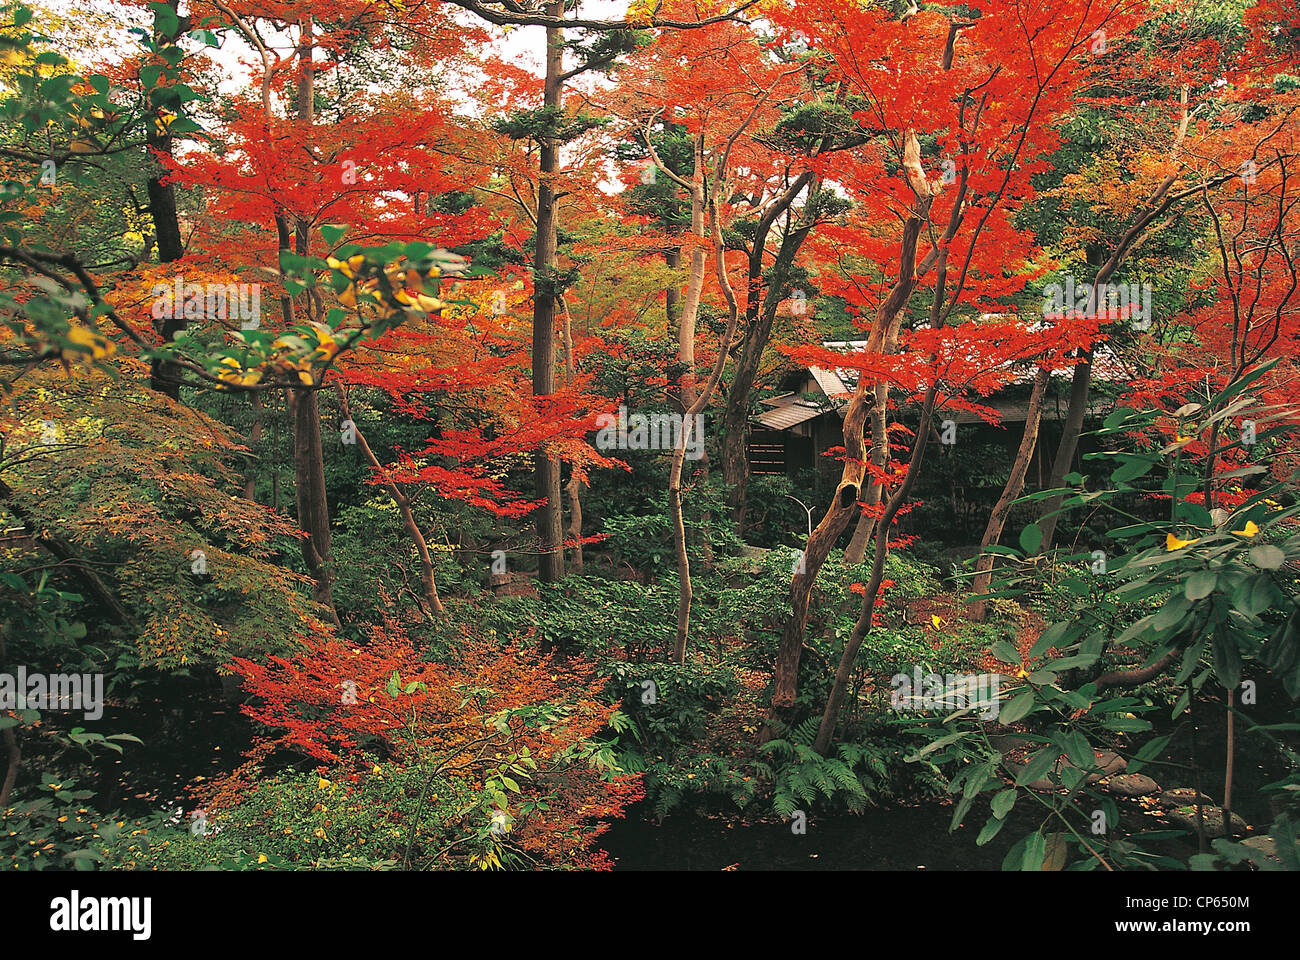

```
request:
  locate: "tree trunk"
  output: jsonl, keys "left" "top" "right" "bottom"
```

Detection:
{"left": 559, "top": 295, "right": 585, "bottom": 574}
{"left": 282, "top": 17, "right": 337, "bottom": 623}
{"left": 814, "top": 380, "right": 942, "bottom": 755}
{"left": 669, "top": 181, "right": 744, "bottom": 663}
{"left": 761, "top": 204, "right": 928, "bottom": 738}
{"left": 243, "top": 391, "right": 264, "bottom": 501}
{"left": 533, "top": 3, "right": 565, "bottom": 583}
{"left": 287, "top": 386, "right": 338, "bottom": 622}
{"left": 146, "top": 0, "right": 187, "bottom": 399}
{"left": 721, "top": 170, "right": 819, "bottom": 526}
{"left": 811, "top": 247, "right": 950, "bottom": 755}
{"left": 0, "top": 626, "right": 18, "bottom": 808}
{"left": 1036, "top": 354, "right": 1091, "bottom": 552}
{"left": 969, "top": 365, "right": 1051, "bottom": 617}
{"left": 335, "top": 387, "right": 444, "bottom": 616}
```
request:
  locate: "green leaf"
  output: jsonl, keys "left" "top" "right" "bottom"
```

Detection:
{"left": 991, "top": 788, "right": 1017, "bottom": 820}
{"left": 1015, "top": 747, "right": 1060, "bottom": 787}
{"left": 991, "top": 640, "right": 1020, "bottom": 664}
{"left": 1249, "top": 544, "right": 1285, "bottom": 570}
{"left": 1019, "top": 523, "right": 1043, "bottom": 555}
{"left": 1112, "top": 457, "right": 1155, "bottom": 483}
{"left": 976, "top": 815, "right": 1007, "bottom": 846}
{"left": 999, "top": 689, "right": 1035, "bottom": 725}
{"left": 149, "top": 1, "right": 180, "bottom": 36}
{"left": 320, "top": 224, "right": 348, "bottom": 246}
{"left": 1029, "top": 621, "right": 1072, "bottom": 659}
{"left": 1020, "top": 831, "right": 1047, "bottom": 870}
{"left": 1185, "top": 570, "right": 1218, "bottom": 601}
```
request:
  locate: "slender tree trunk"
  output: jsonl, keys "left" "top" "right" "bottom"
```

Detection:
{"left": 969, "top": 366, "right": 1051, "bottom": 617}
{"left": 335, "top": 387, "right": 444, "bottom": 616}
{"left": 146, "top": 0, "right": 187, "bottom": 398}
{"left": 676, "top": 134, "right": 708, "bottom": 412}
{"left": 280, "top": 15, "right": 337, "bottom": 624}
{"left": 559, "top": 295, "right": 585, "bottom": 574}
{"left": 669, "top": 182, "right": 744, "bottom": 663}
{"left": 1036, "top": 353, "right": 1091, "bottom": 551}
{"left": 243, "top": 391, "right": 263, "bottom": 501}
{"left": 533, "top": 3, "right": 565, "bottom": 583}
{"left": 1223, "top": 688, "right": 1235, "bottom": 837}
{"left": 1034, "top": 93, "right": 1197, "bottom": 551}
{"left": 665, "top": 246, "right": 681, "bottom": 327}
{"left": 721, "top": 170, "right": 820, "bottom": 526}
{"left": 812, "top": 253, "right": 949, "bottom": 756}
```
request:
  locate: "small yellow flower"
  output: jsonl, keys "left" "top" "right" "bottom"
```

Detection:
{"left": 317, "top": 777, "right": 331, "bottom": 790}
{"left": 257, "top": 854, "right": 268, "bottom": 864}
{"left": 930, "top": 615, "right": 943, "bottom": 628}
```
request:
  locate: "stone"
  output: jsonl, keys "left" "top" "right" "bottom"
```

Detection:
{"left": 1165, "top": 805, "right": 1249, "bottom": 838}
{"left": 1105, "top": 773, "right": 1160, "bottom": 797}
{"left": 1239, "top": 835, "right": 1280, "bottom": 863}
{"left": 1158, "top": 787, "right": 1215, "bottom": 808}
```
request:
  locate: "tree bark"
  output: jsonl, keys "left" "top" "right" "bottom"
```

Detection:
{"left": 287, "top": 387, "right": 338, "bottom": 621}
{"left": 761, "top": 197, "right": 929, "bottom": 738}
{"left": 1036, "top": 353, "right": 1091, "bottom": 552}
{"left": 559, "top": 295, "right": 585, "bottom": 574}
{"left": 0, "top": 626, "right": 18, "bottom": 809}
{"left": 844, "top": 308, "right": 906, "bottom": 564}
{"left": 968, "top": 365, "right": 1051, "bottom": 618}
{"left": 668, "top": 159, "right": 745, "bottom": 662}
{"left": 721, "top": 170, "right": 819, "bottom": 526}
{"left": 243, "top": 391, "right": 264, "bottom": 501}
{"left": 146, "top": 0, "right": 188, "bottom": 399}
{"left": 282, "top": 16, "right": 338, "bottom": 623}
{"left": 533, "top": 2, "right": 565, "bottom": 583}
{"left": 812, "top": 252, "right": 949, "bottom": 755}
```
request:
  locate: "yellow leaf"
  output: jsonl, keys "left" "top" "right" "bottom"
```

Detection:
{"left": 1166, "top": 533, "right": 1198, "bottom": 551}
{"left": 1231, "top": 521, "right": 1259, "bottom": 538}
{"left": 930, "top": 615, "right": 942, "bottom": 628}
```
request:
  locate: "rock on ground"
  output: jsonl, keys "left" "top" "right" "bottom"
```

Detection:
{"left": 1105, "top": 773, "right": 1160, "bottom": 797}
